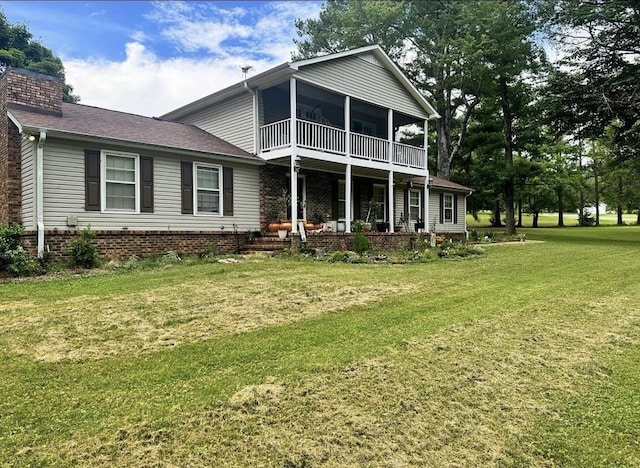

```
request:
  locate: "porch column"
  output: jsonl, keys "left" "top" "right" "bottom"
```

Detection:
{"left": 290, "top": 77, "right": 298, "bottom": 233}
{"left": 388, "top": 108, "right": 394, "bottom": 164}
{"left": 424, "top": 119, "right": 430, "bottom": 230}
{"left": 291, "top": 155, "right": 298, "bottom": 233}
{"left": 344, "top": 95, "right": 351, "bottom": 156}
{"left": 345, "top": 163, "right": 352, "bottom": 233}
{"left": 388, "top": 170, "right": 395, "bottom": 233}
{"left": 424, "top": 177, "right": 430, "bottom": 233}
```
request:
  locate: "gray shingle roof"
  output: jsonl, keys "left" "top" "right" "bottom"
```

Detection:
{"left": 410, "top": 175, "right": 472, "bottom": 193}
{"left": 8, "top": 102, "right": 261, "bottom": 162}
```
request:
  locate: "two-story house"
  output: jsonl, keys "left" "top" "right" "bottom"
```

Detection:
{"left": 0, "top": 45, "right": 471, "bottom": 259}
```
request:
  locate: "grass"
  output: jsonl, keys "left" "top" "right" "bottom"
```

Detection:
{"left": 468, "top": 210, "right": 638, "bottom": 228}
{"left": 1, "top": 226, "right": 639, "bottom": 466}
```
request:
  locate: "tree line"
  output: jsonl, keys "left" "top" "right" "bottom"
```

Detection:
{"left": 294, "top": 0, "right": 640, "bottom": 231}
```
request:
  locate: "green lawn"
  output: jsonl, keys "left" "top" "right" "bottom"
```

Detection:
{"left": 1, "top": 227, "right": 639, "bottom": 466}
{"left": 468, "top": 211, "right": 638, "bottom": 228}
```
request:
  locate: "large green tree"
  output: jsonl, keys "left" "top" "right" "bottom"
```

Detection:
{"left": 0, "top": 10, "right": 78, "bottom": 102}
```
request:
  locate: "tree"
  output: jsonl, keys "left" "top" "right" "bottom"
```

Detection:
{"left": 0, "top": 10, "right": 78, "bottom": 102}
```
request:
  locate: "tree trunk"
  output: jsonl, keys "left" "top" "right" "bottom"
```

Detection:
{"left": 517, "top": 198, "right": 523, "bottom": 227}
{"left": 637, "top": 200, "right": 640, "bottom": 225}
{"left": 492, "top": 200, "right": 502, "bottom": 227}
{"left": 557, "top": 186, "right": 564, "bottom": 227}
{"left": 498, "top": 76, "right": 516, "bottom": 235}
{"left": 533, "top": 211, "right": 539, "bottom": 228}
{"left": 594, "top": 168, "right": 600, "bottom": 226}
{"left": 617, "top": 177, "right": 624, "bottom": 225}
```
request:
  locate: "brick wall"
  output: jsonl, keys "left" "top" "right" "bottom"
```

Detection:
{"left": 22, "top": 229, "right": 251, "bottom": 261}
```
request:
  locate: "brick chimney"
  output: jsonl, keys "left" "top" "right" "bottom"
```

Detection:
{"left": 0, "top": 68, "right": 63, "bottom": 224}
{"left": 1, "top": 67, "right": 63, "bottom": 115}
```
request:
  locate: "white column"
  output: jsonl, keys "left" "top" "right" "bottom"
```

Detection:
{"left": 291, "top": 157, "right": 298, "bottom": 233}
{"left": 388, "top": 108, "right": 394, "bottom": 164}
{"left": 290, "top": 77, "right": 298, "bottom": 233}
{"left": 388, "top": 170, "right": 394, "bottom": 233}
{"left": 345, "top": 96, "right": 351, "bottom": 156}
{"left": 424, "top": 119, "right": 430, "bottom": 231}
{"left": 345, "top": 163, "right": 352, "bottom": 233}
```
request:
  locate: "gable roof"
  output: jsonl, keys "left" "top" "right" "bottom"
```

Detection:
{"left": 8, "top": 102, "right": 261, "bottom": 162}
{"left": 410, "top": 175, "right": 473, "bottom": 193}
{"left": 162, "top": 45, "right": 439, "bottom": 121}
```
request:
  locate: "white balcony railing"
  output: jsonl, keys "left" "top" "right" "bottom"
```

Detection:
{"left": 260, "top": 119, "right": 291, "bottom": 151}
{"left": 393, "top": 142, "right": 426, "bottom": 168}
{"left": 351, "top": 133, "right": 389, "bottom": 163}
{"left": 259, "top": 119, "right": 426, "bottom": 169}
{"left": 297, "top": 120, "right": 346, "bottom": 154}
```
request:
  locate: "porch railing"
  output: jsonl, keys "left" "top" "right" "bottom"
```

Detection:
{"left": 297, "top": 120, "right": 346, "bottom": 154}
{"left": 260, "top": 119, "right": 291, "bottom": 152}
{"left": 259, "top": 119, "right": 426, "bottom": 169}
{"left": 351, "top": 133, "right": 389, "bottom": 163}
{"left": 392, "top": 142, "right": 426, "bottom": 168}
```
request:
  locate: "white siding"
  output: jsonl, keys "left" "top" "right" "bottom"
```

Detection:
{"left": 41, "top": 139, "right": 260, "bottom": 231}
{"left": 21, "top": 138, "right": 35, "bottom": 229}
{"left": 296, "top": 56, "right": 429, "bottom": 120}
{"left": 180, "top": 93, "right": 254, "bottom": 153}
{"left": 428, "top": 190, "right": 466, "bottom": 235}
{"left": 394, "top": 186, "right": 404, "bottom": 227}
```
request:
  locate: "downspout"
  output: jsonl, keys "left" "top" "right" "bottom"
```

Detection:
{"left": 36, "top": 131, "right": 46, "bottom": 257}
{"left": 242, "top": 82, "right": 258, "bottom": 154}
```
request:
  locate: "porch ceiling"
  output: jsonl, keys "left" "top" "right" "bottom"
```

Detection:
{"left": 266, "top": 156, "right": 423, "bottom": 184}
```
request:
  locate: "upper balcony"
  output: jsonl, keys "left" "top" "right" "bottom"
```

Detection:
{"left": 257, "top": 79, "right": 428, "bottom": 174}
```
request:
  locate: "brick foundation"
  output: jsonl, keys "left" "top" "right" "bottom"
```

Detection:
{"left": 288, "top": 231, "right": 466, "bottom": 253}
{"left": 22, "top": 229, "right": 251, "bottom": 261}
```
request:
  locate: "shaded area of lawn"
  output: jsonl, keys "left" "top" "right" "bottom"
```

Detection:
{"left": 1, "top": 226, "right": 639, "bottom": 466}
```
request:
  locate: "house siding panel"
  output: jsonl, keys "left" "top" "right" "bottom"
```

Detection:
{"left": 180, "top": 93, "right": 254, "bottom": 153}
{"left": 21, "top": 138, "right": 35, "bottom": 229}
{"left": 296, "top": 56, "right": 429, "bottom": 119}
{"left": 41, "top": 139, "right": 260, "bottom": 232}
{"left": 428, "top": 190, "right": 466, "bottom": 235}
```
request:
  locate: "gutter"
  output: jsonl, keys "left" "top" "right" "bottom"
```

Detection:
{"left": 464, "top": 191, "right": 472, "bottom": 240}
{"left": 36, "top": 131, "right": 46, "bottom": 257}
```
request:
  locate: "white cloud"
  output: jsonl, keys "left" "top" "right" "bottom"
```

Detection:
{"left": 63, "top": 1, "right": 322, "bottom": 117}
{"left": 65, "top": 42, "right": 276, "bottom": 117}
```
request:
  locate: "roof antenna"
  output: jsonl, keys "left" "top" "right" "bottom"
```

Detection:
{"left": 240, "top": 65, "right": 253, "bottom": 81}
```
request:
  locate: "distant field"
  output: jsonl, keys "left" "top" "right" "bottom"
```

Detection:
{"left": 1, "top": 226, "right": 639, "bottom": 466}
{"left": 468, "top": 211, "right": 638, "bottom": 228}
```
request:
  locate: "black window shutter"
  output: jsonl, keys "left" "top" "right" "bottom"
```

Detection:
{"left": 223, "top": 166, "right": 234, "bottom": 216}
{"left": 420, "top": 189, "right": 425, "bottom": 222}
{"left": 181, "top": 161, "right": 193, "bottom": 214}
{"left": 453, "top": 194, "right": 458, "bottom": 224}
{"left": 439, "top": 192, "right": 444, "bottom": 223}
{"left": 353, "top": 179, "right": 361, "bottom": 220}
{"left": 85, "top": 149, "right": 100, "bottom": 211}
{"left": 140, "top": 156, "right": 154, "bottom": 213}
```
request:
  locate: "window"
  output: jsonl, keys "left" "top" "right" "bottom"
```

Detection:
{"left": 444, "top": 193, "right": 454, "bottom": 223}
{"left": 102, "top": 151, "right": 138, "bottom": 212}
{"left": 372, "top": 184, "right": 386, "bottom": 222}
{"left": 194, "top": 163, "right": 222, "bottom": 215}
{"left": 409, "top": 189, "right": 421, "bottom": 222}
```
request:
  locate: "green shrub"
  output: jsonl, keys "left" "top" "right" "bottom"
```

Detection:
{"left": 352, "top": 231, "right": 370, "bottom": 254}
{"left": 0, "top": 223, "right": 40, "bottom": 276}
{"left": 327, "top": 250, "right": 363, "bottom": 263}
{"left": 68, "top": 226, "right": 99, "bottom": 268}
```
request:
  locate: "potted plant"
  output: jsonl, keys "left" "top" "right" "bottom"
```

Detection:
{"left": 277, "top": 189, "right": 291, "bottom": 231}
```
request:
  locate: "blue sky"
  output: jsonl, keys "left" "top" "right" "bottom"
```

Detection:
{"left": 1, "top": 1, "right": 321, "bottom": 115}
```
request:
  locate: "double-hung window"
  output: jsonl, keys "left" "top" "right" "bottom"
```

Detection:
{"left": 409, "top": 189, "right": 421, "bottom": 222}
{"left": 372, "top": 184, "right": 386, "bottom": 222}
{"left": 444, "top": 193, "right": 454, "bottom": 223}
{"left": 337, "top": 180, "right": 346, "bottom": 219}
{"left": 195, "top": 163, "right": 222, "bottom": 215}
{"left": 103, "top": 151, "right": 138, "bottom": 212}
